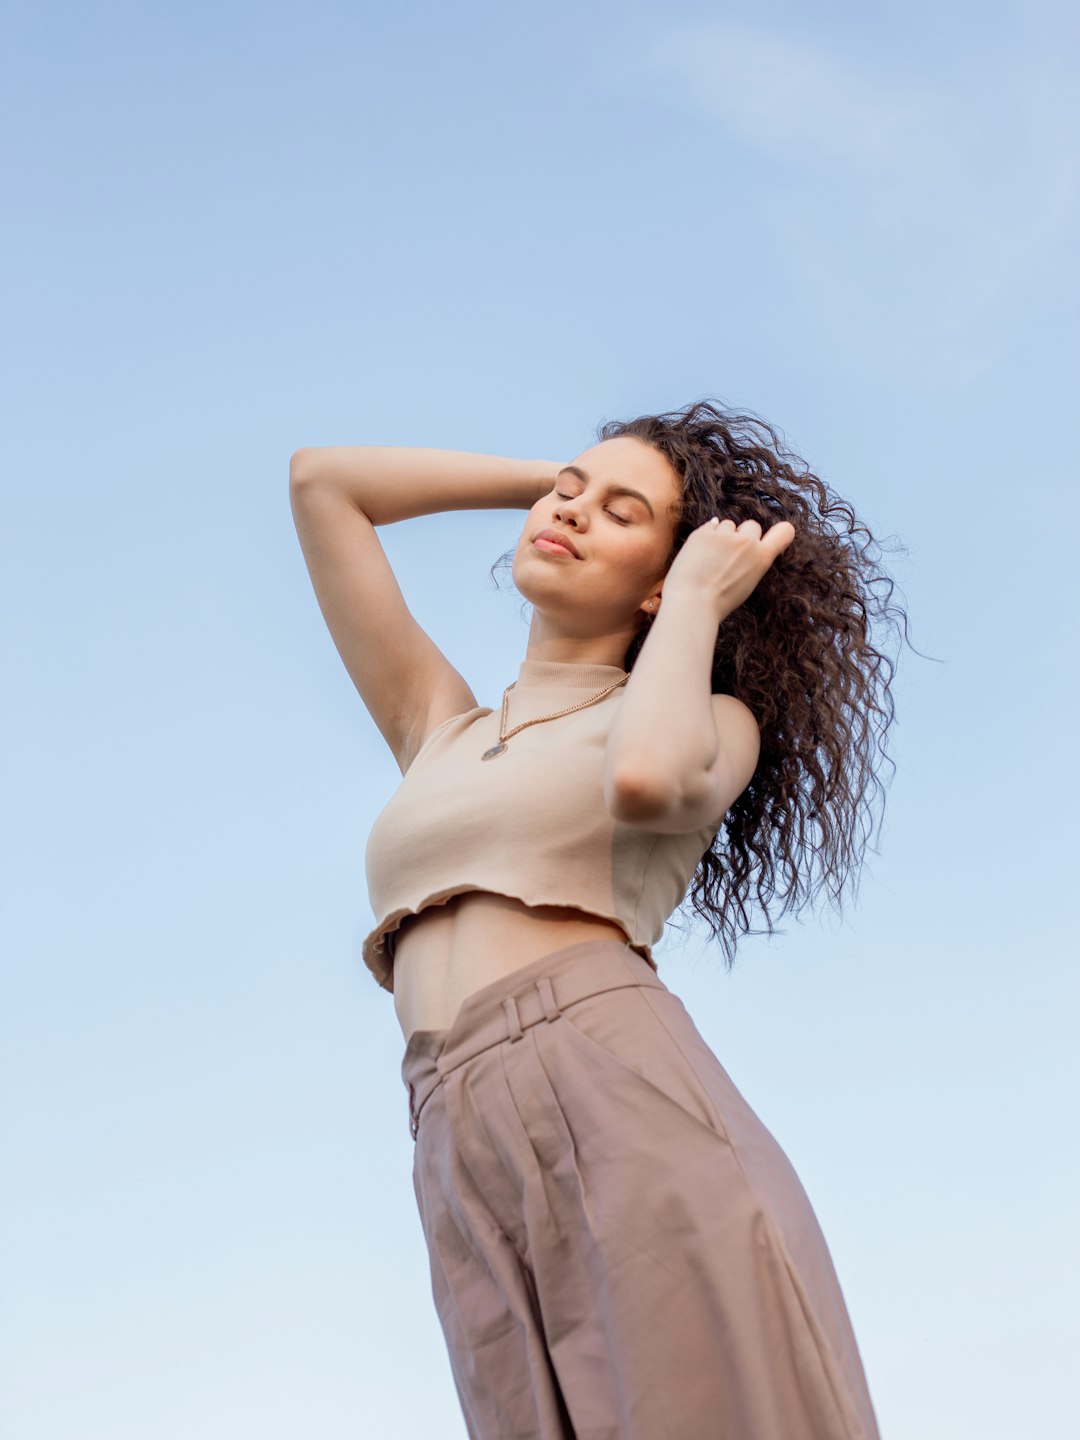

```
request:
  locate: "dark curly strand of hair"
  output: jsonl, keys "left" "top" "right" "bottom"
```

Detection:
{"left": 493, "top": 398, "right": 918, "bottom": 969}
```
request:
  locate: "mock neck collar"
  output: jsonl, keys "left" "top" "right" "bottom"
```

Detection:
{"left": 513, "top": 657, "right": 630, "bottom": 691}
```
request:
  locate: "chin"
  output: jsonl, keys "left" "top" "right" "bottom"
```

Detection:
{"left": 511, "top": 551, "right": 566, "bottom": 605}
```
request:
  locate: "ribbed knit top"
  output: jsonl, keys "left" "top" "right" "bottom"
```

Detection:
{"left": 361, "top": 657, "right": 724, "bottom": 993}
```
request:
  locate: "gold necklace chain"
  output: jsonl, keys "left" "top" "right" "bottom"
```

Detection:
{"left": 480, "top": 674, "right": 629, "bottom": 760}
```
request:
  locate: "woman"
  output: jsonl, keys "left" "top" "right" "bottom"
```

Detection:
{"left": 289, "top": 399, "right": 899, "bottom": 1439}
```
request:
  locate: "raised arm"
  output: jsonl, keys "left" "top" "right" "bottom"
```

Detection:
{"left": 289, "top": 447, "right": 559, "bottom": 773}
{"left": 290, "top": 446, "right": 557, "bottom": 525}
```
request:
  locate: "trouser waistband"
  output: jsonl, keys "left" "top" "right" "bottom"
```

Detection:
{"left": 402, "top": 939, "right": 665, "bottom": 1141}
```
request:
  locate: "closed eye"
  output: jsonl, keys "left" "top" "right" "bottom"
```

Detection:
{"left": 554, "top": 490, "right": 632, "bottom": 524}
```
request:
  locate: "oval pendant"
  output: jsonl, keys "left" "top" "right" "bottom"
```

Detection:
{"left": 481, "top": 743, "right": 507, "bottom": 760}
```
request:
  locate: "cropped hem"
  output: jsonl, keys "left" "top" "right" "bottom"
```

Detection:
{"left": 360, "top": 886, "right": 657, "bottom": 995}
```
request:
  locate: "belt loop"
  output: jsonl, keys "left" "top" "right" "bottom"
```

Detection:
{"left": 503, "top": 994, "right": 524, "bottom": 1042}
{"left": 408, "top": 1080, "right": 419, "bottom": 1141}
{"left": 536, "top": 975, "right": 560, "bottom": 1022}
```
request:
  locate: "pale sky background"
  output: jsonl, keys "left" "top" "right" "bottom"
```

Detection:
{"left": 3, "top": 1, "right": 1079, "bottom": 1437}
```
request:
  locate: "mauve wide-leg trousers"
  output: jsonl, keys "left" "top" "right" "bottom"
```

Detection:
{"left": 401, "top": 938, "right": 881, "bottom": 1440}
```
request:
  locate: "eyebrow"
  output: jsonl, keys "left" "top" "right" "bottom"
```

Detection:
{"left": 556, "top": 465, "right": 655, "bottom": 519}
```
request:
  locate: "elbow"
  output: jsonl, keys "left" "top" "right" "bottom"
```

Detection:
{"left": 289, "top": 448, "right": 317, "bottom": 487}
{"left": 606, "top": 770, "right": 672, "bottom": 824}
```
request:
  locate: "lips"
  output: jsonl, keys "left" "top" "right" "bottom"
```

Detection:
{"left": 534, "top": 528, "right": 581, "bottom": 558}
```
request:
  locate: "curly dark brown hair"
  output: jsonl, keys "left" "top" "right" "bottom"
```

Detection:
{"left": 493, "top": 397, "right": 919, "bottom": 969}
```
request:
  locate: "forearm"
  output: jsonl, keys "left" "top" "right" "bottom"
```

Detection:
{"left": 604, "top": 588, "right": 723, "bottom": 808}
{"left": 289, "top": 445, "right": 560, "bottom": 525}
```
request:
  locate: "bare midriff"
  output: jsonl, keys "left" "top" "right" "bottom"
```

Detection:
{"left": 391, "top": 890, "right": 632, "bottom": 1043}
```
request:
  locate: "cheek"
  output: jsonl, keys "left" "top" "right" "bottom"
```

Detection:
{"left": 524, "top": 499, "right": 550, "bottom": 531}
{"left": 604, "top": 536, "right": 664, "bottom": 596}
{"left": 624, "top": 530, "right": 665, "bottom": 569}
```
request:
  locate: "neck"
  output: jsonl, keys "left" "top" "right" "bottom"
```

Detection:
{"left": 523, "top": 619, "right": 639, "bottom": 670}
{"left": 523, "top": 646, "right": 627, "bottom": 667}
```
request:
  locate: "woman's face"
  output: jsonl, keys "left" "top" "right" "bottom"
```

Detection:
{"left": 512, "top": 436, "right": 682, "bottom": 637}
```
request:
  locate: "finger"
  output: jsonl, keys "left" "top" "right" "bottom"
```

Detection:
{"left": 763, "top": 520, "right": 796, "bottom": 556}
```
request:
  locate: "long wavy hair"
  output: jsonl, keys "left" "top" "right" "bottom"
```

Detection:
{"left": 492, "top": 398, "right": 918, "bottom": 969}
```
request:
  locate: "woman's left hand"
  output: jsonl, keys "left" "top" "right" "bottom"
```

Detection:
{"left": 660, "top": 516, "right": 796, "bottom": 620}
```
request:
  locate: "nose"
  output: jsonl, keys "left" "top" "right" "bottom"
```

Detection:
{"left": 554, "top": 497, "right": 584, "bottom": 529}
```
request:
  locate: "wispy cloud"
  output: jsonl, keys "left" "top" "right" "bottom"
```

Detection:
{"left": 638, "top": 19, "right": 1079, "bottom": 384}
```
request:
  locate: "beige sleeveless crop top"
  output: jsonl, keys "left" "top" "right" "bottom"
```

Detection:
{"left": 361, "top": 657, "right": 725, "bottom": 993}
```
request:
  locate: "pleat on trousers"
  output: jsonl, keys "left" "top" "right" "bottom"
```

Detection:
{"left": 401, "top": 937, "right": 882, "bottom": 1440}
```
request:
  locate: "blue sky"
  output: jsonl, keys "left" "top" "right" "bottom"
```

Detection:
{"left": 3, "top": 1, "right": 1078, "bottom": 1436}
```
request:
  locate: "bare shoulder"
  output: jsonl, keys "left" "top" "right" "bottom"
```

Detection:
{"left": 711, "top": 692, "right": 761, "bottom": 755}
